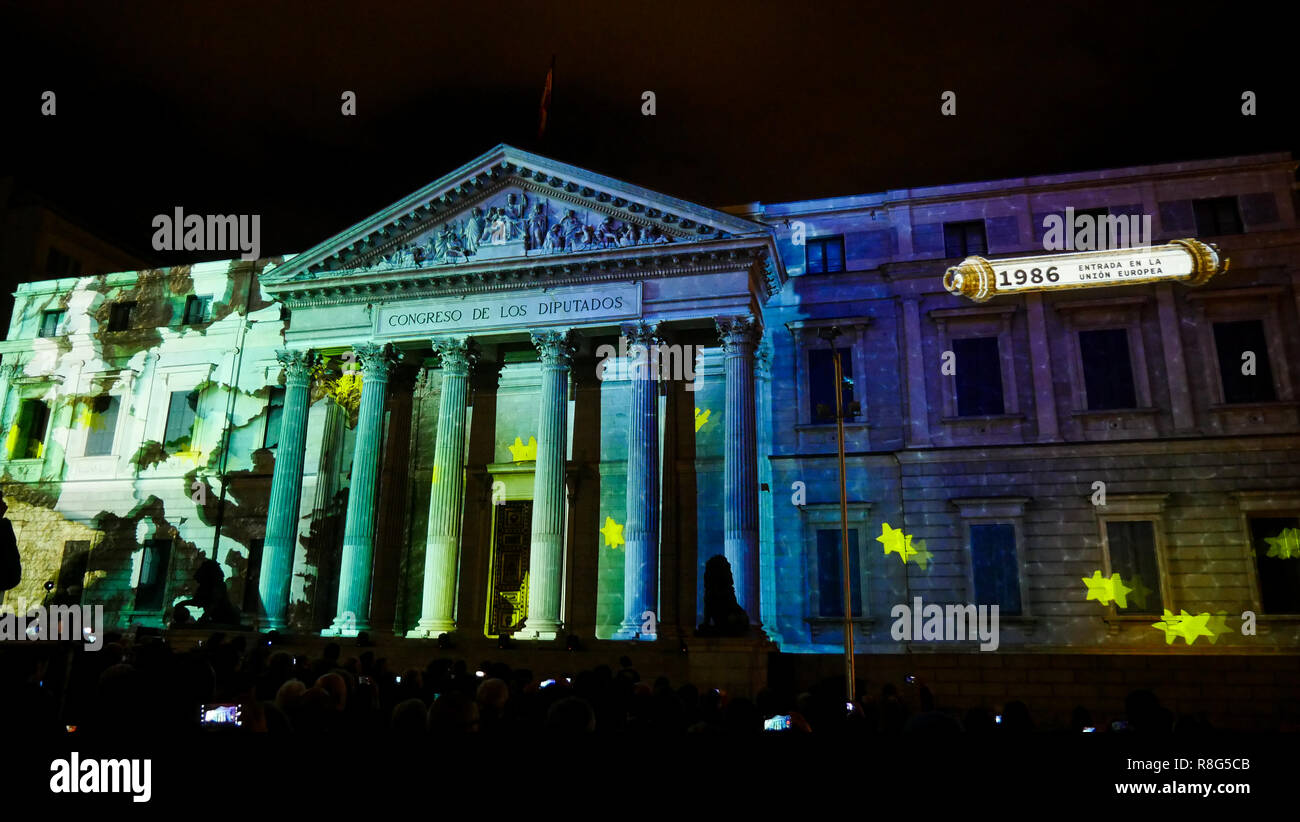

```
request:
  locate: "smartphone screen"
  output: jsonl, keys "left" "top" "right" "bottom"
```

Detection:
{"left": 763, "top": 715, "right": 792, "bottom": 731}
{"left": 200, "top": 703, "right": 242, "bottom": 727}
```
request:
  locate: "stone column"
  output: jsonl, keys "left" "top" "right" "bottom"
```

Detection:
{"left": 615, "top": 322, "right": 661, "bottom": 640}
{"left": 325, "top": 343, "right": 395, "bottom": 636}
{"left": 258, "top": 349, "right": 316, "bottom": 632}
{"left": 716, "top": 315, "right": 762, "bottom": 627}
{"left": 408, "top": 337, "right": 475, "bottom": 637}
{"left": 755, "top": 340, "right": 780, "bottom": 641}
{"left": 521, "top": 329, "right": 574, "bottom": 640}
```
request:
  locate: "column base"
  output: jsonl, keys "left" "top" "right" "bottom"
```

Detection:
{"left": 406, "top": 621, "right": 455, "bottom": 639}
{"left": 321, "top": 615, "right": 368, "bottom": 638}
{"left": 514, "top": 621, "right": 563, "bottom": 641}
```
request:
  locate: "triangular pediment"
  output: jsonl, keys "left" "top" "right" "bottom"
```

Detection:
{"left": 262, "top": 144, "right": 776, "bottom": 286}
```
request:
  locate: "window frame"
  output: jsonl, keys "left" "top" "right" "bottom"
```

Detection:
{"left": 804, "top": 235, "right": 846, "bottom": 275}
{"left": 942, "top": 219, "right": 988, "bottom": 258}
{"left": 1192, "top": 196, "right": 1243, "bottom": 237}
{"left": 1232, "top": 491, "right": 1300, "bottom": 617}
{"left": 1186, "top": 288, "right": 1294, "bottom": 424}
{"left": 806, "top": 347, "right": 856, "bottom": 425}
{"left": 149, "top": 365, "right": 212, "bottom": 464}
{"left": 39, "top": 309, "right": 66, "bottom": 338}
{"left": 930, "top": 305, "right": 1022, "bottom": 425}
{"left": 107, "top": 301, "right": 138, "bottom": 333}
{"left": 1095, "top": 493, "right": 1173, "bottom": 627}
{"left": 1055, "top": 296, "right": 1158, "bottom": 436}
{"left": 182, "top": 294, "right": 213, "bottom": 325}
{"left": 10, "top": 396, "right": 52, "bottom": 461}
{"left": 786, "top": 317, "right": 871, "bottom": 431}
{"left": 81, "top": 392, "right": 123, "bottom": 458}
{"left": 799, "top": 502, "right": 873, "bottom": 632}
{"left": 133, "top": 537, "right": 173, "bottom": 613}
{"left": 951, "top": 497, "right": 1032, "bottom": 619}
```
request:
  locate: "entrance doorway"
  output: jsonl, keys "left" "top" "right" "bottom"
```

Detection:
{"left": 486, "top": 500, "right": 532, "bottom": 637}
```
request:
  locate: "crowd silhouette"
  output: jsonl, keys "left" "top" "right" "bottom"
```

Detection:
{"left": 0, "top": 631, "right": 1227, "bottom": 735}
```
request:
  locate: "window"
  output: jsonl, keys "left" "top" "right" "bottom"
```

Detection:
{"left": 1213, "top": 320, "right": 1275, "bottom": 403}
{"left": 970, "top": 523, "right": 1021, "bottom": 615}
{"left": 816, "top": 529, "right": 862, "bottom": 618}
{"left": 943, "top": 220, "right": 987, "bottom": 258}
{"left": 11, "top": 399, "right": 50, "bottom": 459}
{"left": 83, "top": 394, "right": 121, "bottom": 457}
{"left": 39, "top": 309, "right": 65, "bottom": 338}
{"left": 1193, "top": 197, "right": 1243, "bottom": 237}
{"left": 805, "top": 236, "right": 845, "bottom": 274}
{"left": 808, "top": 348, "right": 855, "bottom": 423}
{"left": 1104, "top": 521, "right": 1163, "bottom": 615}
{"left": 182, "top": 295, "right": 212, "bottom": 325}
{"left": 264, "top": 387, "right": 286, "bottom": 448}
{"left": 135, "top": 539, "right": 172, "bottom": 611}
{"left": 952, "top": 336, "right": 1004, "bottom": 416}
{"left": 164, "top": 390, "right": 198, "bottom": 453}
{"left": 107, "top": 301, "right": 137, "bottom": 332}
{"left": 45, "top": 248, "right": 81, "bottom": 277}
{"left": 1248, "top": 517, "right": 1300, "bottom": 614}
{"left": 1079, "top": 328, "right": 1137, "bottom": 410}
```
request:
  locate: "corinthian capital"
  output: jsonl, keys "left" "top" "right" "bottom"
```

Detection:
{"left": 530, "top": 329, "right": 575, "bottom": 368}
{"left": 431, "top": 336, "right": 477, "bottom": 376}
{"left": 715, "top": 315, "right": 761, "bottom": 354}
{"left": 620, "top": 320, "right": 662, "bottom": 350}
{"left": 276, "top": 349, "right": 319, "bottom": 385}
{"left": 352, "top": 343, "right": 398, "bottom": 379}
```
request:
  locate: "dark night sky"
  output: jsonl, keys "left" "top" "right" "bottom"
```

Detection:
{"left": 1, "top": 0, "right": 1296, "bottom": 265}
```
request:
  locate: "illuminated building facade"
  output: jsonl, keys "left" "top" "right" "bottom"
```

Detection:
{"left": 1, "top": 147, "right": 1297, "bottom": 661}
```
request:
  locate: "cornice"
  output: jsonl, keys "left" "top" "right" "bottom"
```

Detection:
{"left": 270, "top": 242, "right": 775, "bottom": 309}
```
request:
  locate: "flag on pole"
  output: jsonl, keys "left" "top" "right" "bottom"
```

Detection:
{"left": 538, "top": 55, "right": 555, "bottom": 139}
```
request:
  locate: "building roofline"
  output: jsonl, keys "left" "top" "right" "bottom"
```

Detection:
{"left": 726, "top": 152, "right": 1297, "bottom": 220}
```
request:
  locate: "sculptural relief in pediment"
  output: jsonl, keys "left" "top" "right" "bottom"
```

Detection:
{"left": 359, "top": 187, "right": 672, "bottom": 273}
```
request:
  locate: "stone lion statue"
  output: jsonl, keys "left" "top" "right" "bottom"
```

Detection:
{"left": 698, "top": 554, "right": 749, "bottom": 636}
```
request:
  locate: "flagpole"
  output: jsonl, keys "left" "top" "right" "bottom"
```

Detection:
{"left": 820, "top": 325, "right": 855, "bottom": 704}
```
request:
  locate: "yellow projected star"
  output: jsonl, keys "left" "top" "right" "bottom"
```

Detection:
{"left": 508, "top": 436, "right": 537, "bottom": 462}
{"left": 430, "top": 464, "right": 439, "bottom": 485}
{"left": 1082, "top": 571, "right": 1133, "bottom": 609}
{"left": 1205, "top": 612, "right": 1231, "bottom": 644}
{"left": 877, "top": 523, "right": 917, "bottom": 564}
{"left": 910, "top": 537, "right": 933, "bottom": 571}
{"left": 601, "top": 516, "right": 625, "bottom": 550}
{"left": 694, "top": 408, "right": 711, "bottom": 432}
{"left": 1152, "top": 609, "right": 1214, "bottom": 646}
{"left": 1264, "top": 527, "right": 1300, "bottom": 559}
{"left": 1126, "top": 574, "right": 1153, "bottom": 610}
